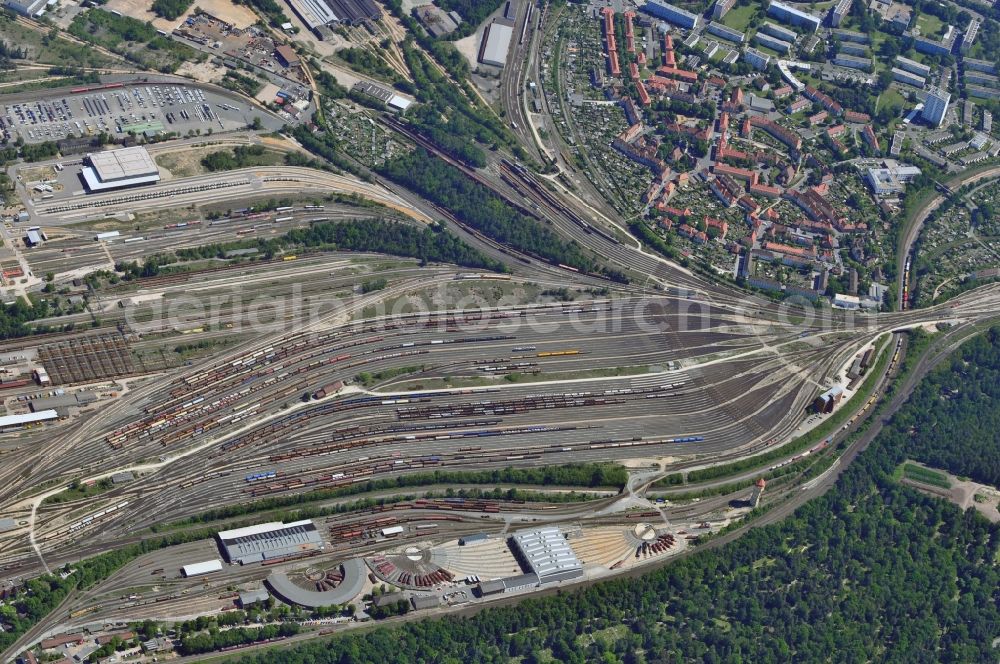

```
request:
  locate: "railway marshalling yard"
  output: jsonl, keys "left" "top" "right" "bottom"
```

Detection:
{"left": 2, "top": 238, "right": 999, "bottom": 655}
{"left": 2, "top": 87, "right": 1000, "bottom": 659}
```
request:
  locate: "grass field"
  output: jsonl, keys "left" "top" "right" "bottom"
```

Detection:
{"left": 0, "top": 16, "right": 122, "bottom": 68}
{"left": 915, "top": 13, "right": 946, "bottom": 38}
{"left": 877, "top": 88, "right": 906, "bottom": 113}
{"left": 902, "top": 463, "right": 951, "bottom": 489}
{"left": 721, "top": 4, "right": 758, "bottom": 32}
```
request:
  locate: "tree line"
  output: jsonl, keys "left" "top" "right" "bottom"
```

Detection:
{"left": 115, "top": 217, "right": 506, "bottom": 276}
{"left": 378, "top": 148, "right": 603, "bottom": 275}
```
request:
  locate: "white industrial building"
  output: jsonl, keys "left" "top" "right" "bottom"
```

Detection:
{"left": 0, "top": 410, "right": 58, "bottom": 431}
{"left": 81, "top": 146, "right": 160, "bottom": 192}
{"left": 217, "top": 520, "right": 323, "bottom": 564}
{"left": 832, "top": 294, "right": 860, "bottom": 309}
{"left": 479, "top": 19, "right": 514, "bottom": 67}
{"left": 182, "top": 559, "right": 223, "bottom": 577}
{"left": 4, "top": 0, "right": 48, "bottom": 16}
{"left": 511, "top": 527, "right": 583, "bottom": 584}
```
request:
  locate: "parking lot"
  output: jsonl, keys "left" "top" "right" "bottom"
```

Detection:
{"left": 2, "top": 82, "right": 273, "bottom": 145}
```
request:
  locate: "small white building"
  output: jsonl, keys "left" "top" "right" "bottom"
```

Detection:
{"left": 832, "top": 293, "right": 860, "bottom": 309}
{"left": 182, "top": 559, "right": 223, "bottom": 577}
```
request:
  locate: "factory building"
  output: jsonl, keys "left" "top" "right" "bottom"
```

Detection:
{"left": 511, "top": 527, "right": 583, "bottom": 584}
{"left": 891, "top": 67, "right": 925, "bottom": 88}
{"left": 81, "top": 146, "right": 160, "bottom": 192}
{"left": 479, "top": 18, "right": 514, "bottom": 67}
{"left": 29, "top": 391, "right": 97, "bottom": 412}
{"left": 830, "top": 0, "right": 851, "bottom": 27}
{"left": 813, "top": 385, "right": 845, "bottom": 412}
{"left": 284, "top": 0, "right": 380, "bottom": 33}
{"left": 217, "top": 520, "right": 323, "bottom": 564}
{"left": 895, "top": 55, "right": 931, "bottom": 78}
{"left": 4, "top": 0, "right": 46, "bottom": 16}
{"left": 237, "top": 589, "right": 269, "bottom": 608}
{"left": 642, "top": 0, "right": 700, "bottom": 29}
{"left": 0, "top": 410, "right": 58, "bottom": 431}
{"left": 477, "top": 573, "right": 539, "bottom": 595}
{"left": 325, "top": 0, "right": 381, "bottom": 24}
{"left": 351, "top": 81, "right": 413, "bottom": 112}
{"left": 767, "top": 1, "right": 822, "bottom": 32}
{"left": 412, "top": 4, "right": 461, "bottom": 37}
{"left": 274, "top": 44, "right": 300, "bottom": 68}
{"left": 922, "top": 86, "right": 951, "bottom": 127}
{"left": 284, "top": 0, "right": 339, "bottom": 31}
{"left": 182, "top": 560, "right": 223, "bottom": 577}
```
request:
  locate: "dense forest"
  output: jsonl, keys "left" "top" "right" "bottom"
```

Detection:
{"left": 200, "top": 145, "right": 276, "bottom": 172}
{"left": 878, "top": 327, "right": 1000, "bottom": 486}
{"left": 150, "top": 0, "right": 192, "bottom": 20}
{"left": 379, "top": 149, "right": 602, "bottom": 275}
{"left": 225, "top": 328, "right": 1000, "bottom": 663}
{"left": 400, "top": 42, "right": 514, "bottom": 166}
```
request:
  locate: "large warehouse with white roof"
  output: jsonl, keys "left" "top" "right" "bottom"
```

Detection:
{"left": 479, "top": 18, "right": 514, "bottom": 67}
{"left": 81, "top": 146, "right": 160, "bottom": 192}
{"left": 510, "top": 527, "right": 583, "bottom": 584}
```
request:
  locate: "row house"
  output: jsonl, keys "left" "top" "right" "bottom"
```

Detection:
{"left": 748, "top": 116, "right": 802, "bottom": 150}
{"left": 803, "top": 85, "right": 843, "bottom": 116}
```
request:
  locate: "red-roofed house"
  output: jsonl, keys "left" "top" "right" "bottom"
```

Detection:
{"left": 862, "top": 125, "right": 879, "bottom": 151}
{"left": 809, "top": 110, "right": 828, "bottom": 126}
{"left": 714, "top": 163, "right": 756, "bottom": 182}
{"left": 656, "top": 66, "right": 698, "bottom": 83}
{"left": 704, "top": 216, "right": 729, "bottom": 238}
{"left": 750, "top": 182, "right": 783, "bottom": 198}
